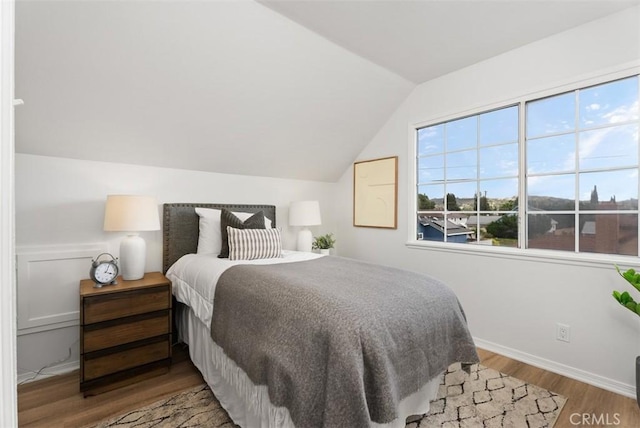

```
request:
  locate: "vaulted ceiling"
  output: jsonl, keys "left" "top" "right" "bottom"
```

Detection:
{"left": 15, "top": 0, "right": 638, "bottom": 182}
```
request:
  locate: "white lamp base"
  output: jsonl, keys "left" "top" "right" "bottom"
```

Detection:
{"left": 120, "top": 234, "right": 146, "bottom": 280}
{"left": 296, "top": 228, "right": 313, "bottom": 252}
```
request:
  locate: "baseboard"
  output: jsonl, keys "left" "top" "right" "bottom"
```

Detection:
{"left": 474, "top": 337, "right": 636, "bottom": 399}
{"left": 17, "top": 360, "right": 79, "bottom": 385}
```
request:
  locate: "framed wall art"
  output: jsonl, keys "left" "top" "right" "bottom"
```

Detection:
{"left": 353, "top": 156, "right": 398, "bottom": 229}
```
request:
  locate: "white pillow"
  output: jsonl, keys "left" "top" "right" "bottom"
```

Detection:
{"left": 195, "top": 208, "right": 272, "bottom": 254}
{"left": 227, "top": 227, "right": 282, "bottom": 260}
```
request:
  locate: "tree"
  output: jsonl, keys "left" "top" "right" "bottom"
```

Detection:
{"left": 486, "top": 214, "right": 518, "bottom": 239}
{"left": 446, "top": 193, "right": 461, "bottom": 211}
{"left": 590, "top": 185, "right": 599, "bottom": 206}
{"left": 499, "top": 197, "right": 518, "bottom": 212}
{"left": 417, "top": 193, "right": 435, "bottom": 210}
{"left": 473, "top": 192, "right": 491, "bottom": 211}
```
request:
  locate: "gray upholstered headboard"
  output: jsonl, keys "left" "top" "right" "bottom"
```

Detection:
{"left": 162, "top": 203, "right": 277, "bottom": 273}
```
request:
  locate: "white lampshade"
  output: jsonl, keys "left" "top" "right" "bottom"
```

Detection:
{"left": 289, "top": 200, "right": 321, "bottom": 227}
{"left": 103, "top": 195, "right": 160, "bottom": 281}
{"left": 289, "top": 201, "right": 321, "bottom": 252}
{"left": 104, "top": 195, "right": 160, "bottom": 232}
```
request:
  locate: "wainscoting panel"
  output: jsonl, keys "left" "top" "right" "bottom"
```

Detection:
{"left": 17, "top": 244, "right": 108, "bottom": 335}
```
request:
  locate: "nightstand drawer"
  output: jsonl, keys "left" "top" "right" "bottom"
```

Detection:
{"left": 83, "top": 286, "right": 170, "bottom": 324}
{"left": 83, "top": 310, "right": 170, "bottom": 353}
{"left": 83, "top": 338, "right": 170, "bottom": 381}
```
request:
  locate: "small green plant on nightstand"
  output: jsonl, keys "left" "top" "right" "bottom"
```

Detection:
{"left": 612, "top": 265, "right": 640, "bottom": 317}
{"left": 312, "top": 233, "right": 336, "bottom": 250}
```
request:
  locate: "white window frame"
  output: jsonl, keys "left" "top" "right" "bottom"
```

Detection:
{"left": 407, "top": 64, "right": 640, "bottom": 269}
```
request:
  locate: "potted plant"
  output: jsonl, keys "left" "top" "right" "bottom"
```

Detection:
{"left": 612, "top": 265, "right": 640, "bottom": 407}
{"left": 312, "top": 233, "right": 336, "bottom": 255}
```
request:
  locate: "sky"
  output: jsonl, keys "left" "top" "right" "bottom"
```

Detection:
{"left": 417, "top": 75, "right": 640, "bottom": 208}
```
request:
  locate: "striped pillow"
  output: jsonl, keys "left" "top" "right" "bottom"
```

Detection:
{"left": 227, "top": 226, "right": 282, "bottom": 260}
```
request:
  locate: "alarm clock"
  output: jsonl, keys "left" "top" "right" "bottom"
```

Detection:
{"left": 90, "top": 253, "right": 119, "bottom": 288}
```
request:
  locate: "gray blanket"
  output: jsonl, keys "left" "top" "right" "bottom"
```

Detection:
{"left": 211, "top": 256, "right": 479, "bottom": 427}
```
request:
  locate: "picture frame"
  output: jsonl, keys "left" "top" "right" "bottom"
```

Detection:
{"left": 353, "top": 156, "right": 398, "bottom": 229}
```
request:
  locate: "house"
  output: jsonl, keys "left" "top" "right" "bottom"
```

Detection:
{"left": 1, "top": 1, "right": 640, "bottom": 424}
{"left": 417, "top": 216, "right": 474, "bottom": 243}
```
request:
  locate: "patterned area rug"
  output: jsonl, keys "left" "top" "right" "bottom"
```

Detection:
{"left": 409, "top": 363, "right": 566, "bottom": 427}
{"left": 93, "top": 364, "right": 566, "bottom": 428}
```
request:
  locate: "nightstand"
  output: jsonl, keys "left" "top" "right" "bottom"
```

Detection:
{"left": 79, "top": 272, "right": 172, "bottom": 396}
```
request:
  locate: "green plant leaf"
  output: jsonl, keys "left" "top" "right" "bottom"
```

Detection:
{"left": 620, "top": 291, "right": 632, "bottom": 304}
{"left": 312, "top": 233, "right": 336, "bottom": 250}
{"left": 613, "top": 290, "right": 622, "bottom": 302}
{"left": 613, "top": 265, "right": 640, "bottom": 318}
{"left": 615, "top": 265, "right": 640, "bottom": 292}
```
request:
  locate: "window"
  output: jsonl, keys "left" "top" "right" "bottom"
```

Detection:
{"left": 415, "top": 74, "right": 640, "bottom": 257}
{"left": 526, "top": 76, "right": 639, "bottom": 256}
{"left": 417, "top": 105, "right": 519, "bottom": 246}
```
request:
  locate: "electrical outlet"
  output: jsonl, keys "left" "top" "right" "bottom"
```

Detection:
{"left": 556, "top": 323, "right": 571, "bottom": 343}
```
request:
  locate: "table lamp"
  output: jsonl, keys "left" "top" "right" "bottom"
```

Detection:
{"left": 103, "top": 195, "right": 160, "bottom": 280}
{"left": 289, "top": 200, "right": 321, "bottom": 252}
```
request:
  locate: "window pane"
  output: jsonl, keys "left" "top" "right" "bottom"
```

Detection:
{"left": 527, "top": 134, "right": 575, "bottom": 174}
{"left": 483, "top": 213, "right": 519, "bottom": 247}
{"left": 580, "top": 76, "right": 639, "bottom": 129}
{"left": 579, "top": 214, "right": 638, "bottom": 256}
{"left": 417, "top": 214, "right": 445, "bottom": 242}
{"left": 578, "top": 124, "right": 638, "bottom": 170}
{"left": 479, "top": 106, "right": 518, "bottom": 146}
{"left": 481, "top": 179, "right": 518, "bottom": 209}
{"left": 444, "top": 214, "right": 473, "bottom": 244}
{"left": 528, "top": 214, "right": 575, "bottom": 251}
{"left": 480, "top": 143, "right": 518, "bottom": 179}
{"left": 446, "top": 116, "right": 477, "bottom": 151}
{"left": 420, "top": 212, "right": 503, "bottom": 244}
{"left": 417, "top": 155, "right": 444, "bottom": 183}
{"left": 527, "top": 174, "right": 575, "bottom": 210}
{"left": 579, "top": 169, "right": 638, "bottom": 210}
{"left": 527, "top": 92, "right": 575, "bottom": 138}
{"left": 418, "top": 124, "right": 444, "bottom": 156}
{"left": 417, "top": 185, "right": 444, "bottom": 211}
{"left": 446, "top": 182, "right": 477, "bottom": 211}
{"left": 446, "top": 150, "right": 477, "bottom": 180}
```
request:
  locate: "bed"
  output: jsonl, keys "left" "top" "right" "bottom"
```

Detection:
{"left": 162, "top": 202, "right": 479, "bottom": 428}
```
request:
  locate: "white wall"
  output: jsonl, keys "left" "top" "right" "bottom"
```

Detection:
{"left": 336, "top": 7, "right": 640, "bottom": 397}
{"left": 15, "top": 153, "right": 338, "bottom": 380}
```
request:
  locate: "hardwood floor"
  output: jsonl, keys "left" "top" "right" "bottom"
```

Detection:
{"left": 17, "top": 346, "right": 640, "bottom": 427}
{"left": 477, "top": 349, "right": 640, "bottom": 428}
{"left": 18, "top": 344, "right": 204, "bottom": 428}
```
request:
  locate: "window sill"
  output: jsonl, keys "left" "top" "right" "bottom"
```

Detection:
{"left": 405, "top": 240, "right": 640, "bottom": 270}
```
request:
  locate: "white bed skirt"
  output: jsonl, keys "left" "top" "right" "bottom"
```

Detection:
{"left": 177, "top": 304, "right": 442, "bottom": 428}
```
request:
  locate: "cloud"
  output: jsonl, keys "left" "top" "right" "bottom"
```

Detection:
{"left": 577, "top": 127, "right": 609, "bottom": 166}
{"left": 603, "top": 100, "right": 639, "bottom": 123}
{"left": 418, "top": 127, "right": 439, "bottom": 140}
{"left": 571, "top": 100, "right": 638, "bottom": 168}
{"left": 586, "top": 103, "right": 601, "bottom": 111}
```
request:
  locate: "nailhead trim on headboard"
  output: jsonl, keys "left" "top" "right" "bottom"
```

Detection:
{"left": 162, "top": 203, "right": 277, "bottom": 273}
